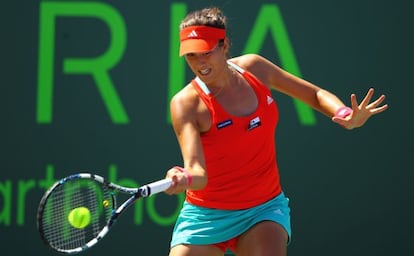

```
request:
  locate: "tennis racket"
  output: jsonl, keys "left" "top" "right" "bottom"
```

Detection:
{"left": 36, "top": 173, "right": 172, "bottom": 254}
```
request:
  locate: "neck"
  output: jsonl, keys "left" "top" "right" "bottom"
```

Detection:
{"left": 209, "top": 67, "right": 238, "bottom": 97}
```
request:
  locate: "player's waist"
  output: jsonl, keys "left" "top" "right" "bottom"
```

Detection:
{"left": 186, "top": 176, "right": 281, "bottom": 210}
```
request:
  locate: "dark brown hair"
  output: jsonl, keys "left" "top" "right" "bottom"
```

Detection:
{"left": 179, "top": 7, "right": 227, "bottom": 30}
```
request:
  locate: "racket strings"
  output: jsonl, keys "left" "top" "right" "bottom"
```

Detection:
{"left": 39, "top": 179, "right": 113, "bottom": 252}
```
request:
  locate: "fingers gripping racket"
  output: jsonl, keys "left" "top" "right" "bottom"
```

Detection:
{"left": 36, "top": 173, "right": 172, "bottom": 254}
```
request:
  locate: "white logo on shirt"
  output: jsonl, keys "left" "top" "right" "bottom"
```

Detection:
{"left": 267, "top": 95, "right": 274, "bottom": 105}
{"left": 248, "top": 116, "right": 261, "bottom": 130}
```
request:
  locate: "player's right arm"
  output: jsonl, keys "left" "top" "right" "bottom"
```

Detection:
{"left": 165, "top": 84, "right": 208, "bottom": 195}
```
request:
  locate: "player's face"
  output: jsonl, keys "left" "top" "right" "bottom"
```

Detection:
{"left": 184, "top": 42, "right": 228, "bottom": 82}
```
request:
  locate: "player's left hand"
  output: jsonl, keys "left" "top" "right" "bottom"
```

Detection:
{"left": 332, "top": 88, "right": 388, "bottom": 129}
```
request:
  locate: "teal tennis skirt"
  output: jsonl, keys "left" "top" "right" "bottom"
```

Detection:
{"left": 170, "top": 192, "right": 291, "bottom": 248}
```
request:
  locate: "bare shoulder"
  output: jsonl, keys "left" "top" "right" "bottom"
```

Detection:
{"left": 230, "top": 53, "right": 275, "bottom": 68}
{"left": 229, "top": 53, "right": 267, "bottom": 69}
{"left": 170, "top": 83, "right": 211, "bottom": 133}
{"left": 170, "top": 83, "right": 199, "bottom": 118}
{"left": 229, "top": 54, "right": 282, "bottom": 86}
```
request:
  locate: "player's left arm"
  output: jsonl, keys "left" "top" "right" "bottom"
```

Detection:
{"left": 237, "top": 54, "right": 388, "bottom": 129}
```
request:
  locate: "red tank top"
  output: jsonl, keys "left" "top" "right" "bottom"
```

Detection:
{"left": 186, "top": 62, "right": 282, "bottom": 210}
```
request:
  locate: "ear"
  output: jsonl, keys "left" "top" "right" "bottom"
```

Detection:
{"left": 223, "top": 37, "right": 230, "bottom": 54}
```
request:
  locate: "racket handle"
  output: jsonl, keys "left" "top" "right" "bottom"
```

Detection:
{"left": 145, "top": 178, "right": 172, "bottom": 195}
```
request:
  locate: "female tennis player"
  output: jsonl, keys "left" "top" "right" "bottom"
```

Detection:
{"left": 164, "top": 6, "right": 388, "bottom": 256}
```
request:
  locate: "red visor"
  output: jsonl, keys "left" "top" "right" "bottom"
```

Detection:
{"left": 179, "top": 26, "right": 226, "bottom": 56}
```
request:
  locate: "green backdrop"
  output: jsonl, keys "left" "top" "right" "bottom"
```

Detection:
{"left": 1, "top": 0, "right": 412, "bottom": 255}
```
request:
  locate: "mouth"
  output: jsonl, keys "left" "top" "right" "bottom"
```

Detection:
{"left": 199, "top": 68, "right": 211, "bottom": 76}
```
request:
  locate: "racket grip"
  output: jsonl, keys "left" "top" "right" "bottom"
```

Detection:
{"left": 146, "top": 179, "right": 172, "bottom": 195}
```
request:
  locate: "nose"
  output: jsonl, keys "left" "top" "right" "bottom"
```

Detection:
{"left": 196, "top": 54, "right": 208, "bottom": 64}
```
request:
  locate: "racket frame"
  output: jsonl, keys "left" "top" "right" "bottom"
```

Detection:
{"left": 37, "top": 173, "right": 172, "bottom": 254}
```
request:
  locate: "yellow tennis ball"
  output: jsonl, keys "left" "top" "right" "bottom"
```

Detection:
{"left": 68, "top": 207, "right": 91, "bottom": 229}
{"left": 102, "top": 200, "right": 109, "bottom": 207}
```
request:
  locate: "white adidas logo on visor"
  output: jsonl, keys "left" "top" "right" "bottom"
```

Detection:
{"left": 188, "top": 30, "right": 198, "bottom": 38}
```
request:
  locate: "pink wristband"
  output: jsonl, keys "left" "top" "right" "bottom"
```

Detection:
{"left": 335, "top": 106, "right": 353, "bottom": 118}
{"left": 174, "top": 166, "right": 193, "bottom": 186}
